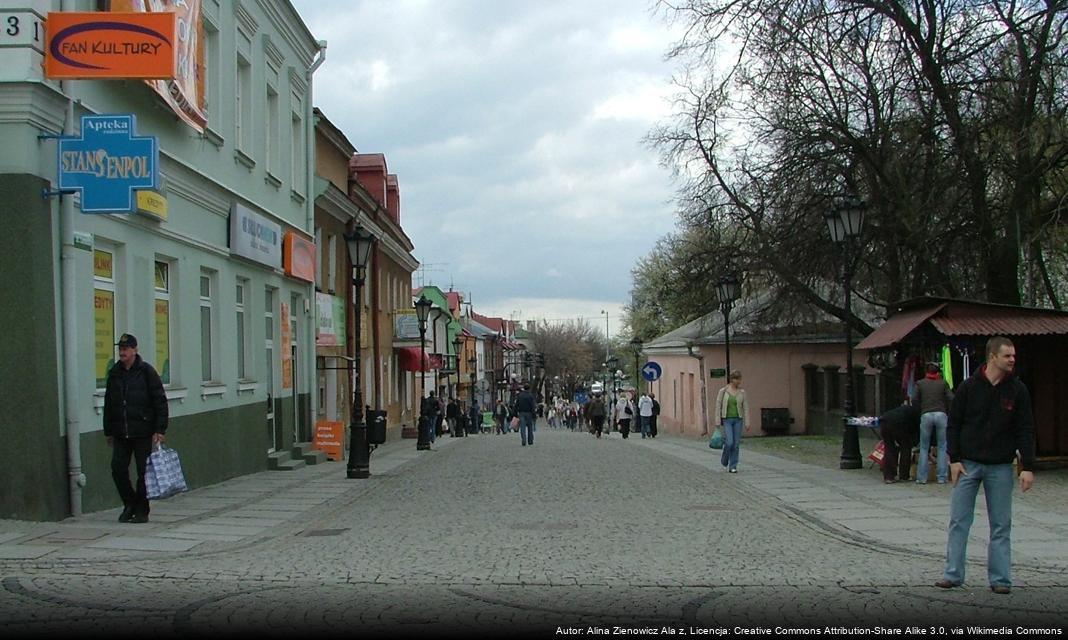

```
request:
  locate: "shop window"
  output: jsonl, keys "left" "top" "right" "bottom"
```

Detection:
{"left": 94, "top": 247, "right": 118, "bottom": 389}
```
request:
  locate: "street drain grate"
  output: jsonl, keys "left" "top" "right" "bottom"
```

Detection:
{"left": 301, "top": 528, "right": 350, "bottom": 537}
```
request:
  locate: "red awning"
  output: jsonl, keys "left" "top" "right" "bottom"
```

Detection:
{"left": 396, "top": 347, "right": 431, "bottom": 372}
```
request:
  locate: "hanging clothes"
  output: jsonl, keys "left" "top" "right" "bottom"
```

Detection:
{"left": 902, "top": 356, "right": 920, "bottom": 402}
{"left": 942, "top": 344, "right": 955, "bottom": 389}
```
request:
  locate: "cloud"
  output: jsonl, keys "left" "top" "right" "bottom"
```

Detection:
{"left": 293, "top": 0, "right": 683, "bottom": 316}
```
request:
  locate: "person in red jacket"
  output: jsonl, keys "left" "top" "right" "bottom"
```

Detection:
{"left": 935, "top": 337, "right": 1036, "bottom": 595}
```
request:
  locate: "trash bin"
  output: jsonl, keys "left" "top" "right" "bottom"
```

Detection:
{"left": 367, "top": 410, "right": 387, "bottom": 445}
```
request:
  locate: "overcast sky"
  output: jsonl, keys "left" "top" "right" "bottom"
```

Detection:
{"left": 290, "top": 0, "right": 681, "bottom": 336}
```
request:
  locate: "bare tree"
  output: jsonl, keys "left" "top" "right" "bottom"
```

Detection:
{"left": 643, "top": 0, "right": 1068, "bottom": 332}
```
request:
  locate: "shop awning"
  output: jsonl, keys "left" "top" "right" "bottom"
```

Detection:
{"left": 854, "top": 304, "right": 946, "bottom": 351}
{"left": 396, "top": 347, "right": 431, "bottom": 372}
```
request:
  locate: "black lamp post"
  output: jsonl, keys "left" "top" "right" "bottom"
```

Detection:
{"left": 415, "top": 294, "right": 433, "bottom": 451}
{"left": 468, "top": 354, "right": 478, "bottom": 410}
{"left": 606, "top": 356, "right": 619, "bottom": 413}
{"left": 453, "top": 335, "right": 463, "bottom": 403}
{"left": 630, "top": 336, "right": 642, "bottom": 393}
{"left": 824, "top": 194, "right": 866, "bottom": 470}
{"left": 716, "top": 272, "right": 741, "bottom": 378}
{"left": 344, "top": 225, "right": 376, "bottom": 479}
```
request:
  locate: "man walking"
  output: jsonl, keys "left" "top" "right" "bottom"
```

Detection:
{"left": 103, "top": 334, "right": 167, "bottom": 523}
{"left": 515, "top": 383, "right": 537, "bottom": 446}
{"left": 638, "top": 392, "right": 654, "bottom": 439}
{"left": 936, "top": 337, "right": 1035, "bottom": 594}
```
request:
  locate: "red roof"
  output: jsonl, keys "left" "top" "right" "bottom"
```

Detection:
{"left": 856, "top": 298, "right": 1068, "bottom": 350}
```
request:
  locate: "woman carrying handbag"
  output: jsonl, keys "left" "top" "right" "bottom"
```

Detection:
{"left": 714, "top": 371, "right": 750, "bottom": 473}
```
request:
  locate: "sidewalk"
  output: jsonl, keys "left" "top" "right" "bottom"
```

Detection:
{"left": 631, "top": 433, "right": 1068, "bottom": 586}
{"left": 0, "top": 434, "right": 463, "bottom": 561}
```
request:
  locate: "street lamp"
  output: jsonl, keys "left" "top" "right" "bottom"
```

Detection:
{"left": 629, "top": 335, "right": 642, "bottom": 393}
{"left": 415, "top": 294, "right": 434, "bottom": 451}
{"left": 344, "top": 225, "right": 376, "bottom": 479}
{"left": 452, "top": 335, "right": 463, "bottom": 403}
{"left": 716, "top": 272, "right": 741, "bottom": 378}
{"left": 824, "top": 194, "right": 866, "bottom": 470}
{"left": 600, "top": 309, "right": 610, "bottom": 365}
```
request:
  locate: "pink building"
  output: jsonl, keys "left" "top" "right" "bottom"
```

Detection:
{"left": 642, "top": 299, "right": 890, "bottom": 439}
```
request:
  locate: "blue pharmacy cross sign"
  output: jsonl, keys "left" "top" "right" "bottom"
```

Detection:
{"left": 641, "top": 361, "right": 663, "bottom": 382}
{"left": 57, "top": 114, "right": 159, "bottom": 213}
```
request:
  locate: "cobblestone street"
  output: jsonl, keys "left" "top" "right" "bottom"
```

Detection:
{"left": 1, "top": 429, "right": 1066, "bottom": 637}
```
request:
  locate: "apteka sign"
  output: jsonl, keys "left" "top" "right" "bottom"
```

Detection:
{"left": 45, "top": 11, "right": 176, "bottom": 79}
{"left": 58, "top": 114, "right": 160, "bottom": 214}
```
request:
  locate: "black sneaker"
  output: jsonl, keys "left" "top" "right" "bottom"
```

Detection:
{"left": 128, "top": 513, "right": 149, "bottom": 524}
{"left": 118, "top": 505, "right": 134, "bottom": 523}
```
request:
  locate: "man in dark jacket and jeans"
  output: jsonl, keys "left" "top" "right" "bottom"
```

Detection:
{"left": 936, "top": 336, "right": 1035, "bottom": 594}
{"left": 104, "top": 334, "right": 168, "bottom": 523}
{"left": 515, "top": 383, "right": 537, "bottom": 446}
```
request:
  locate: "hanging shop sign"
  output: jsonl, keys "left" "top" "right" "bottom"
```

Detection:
{"left": 111, "top": 0, "right": 207, "bottom": 132}
{"left": 284, "top": 231, "right": 316, "bottom": 283}
{"left": 57, "top": 113, "right": 159, "bottom": 213}
{"left": 394, "top": 309, "right": 420, "bottom": 340}
{"left": 45, "top": 11, "right": 176, "bottom": 79}
{"left": 136, "top": 189, "right": 168, "bottom": 221}
{"left": 316, "top": 293, "right": 346, "bottom": 348}
{"left": 229, "top": 203, "right": 281, "bottom": 269}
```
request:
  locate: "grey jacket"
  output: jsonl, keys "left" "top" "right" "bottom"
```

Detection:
{"left": 915, "top": 377, "right": 953, "bottom": 415}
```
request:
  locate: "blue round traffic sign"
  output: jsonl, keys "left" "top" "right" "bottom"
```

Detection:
{"left": 641, "top": 361, "right": 662, "bottom": 382}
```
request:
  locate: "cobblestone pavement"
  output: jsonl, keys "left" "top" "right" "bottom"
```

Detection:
{"left": 0, "top": 428, "right": 1065, "bottom": 637}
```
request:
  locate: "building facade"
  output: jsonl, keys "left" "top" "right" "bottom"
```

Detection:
{"left": 0, "top": 0, "right": 321, "bottom": 520}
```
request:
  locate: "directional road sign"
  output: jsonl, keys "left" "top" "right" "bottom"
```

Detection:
{"left": 641, "top": 361, "right": 663, "bottom": 382}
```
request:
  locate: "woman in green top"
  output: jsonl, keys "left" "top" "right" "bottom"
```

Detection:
{"left": 714, "top": 371, "right": 750, "bottom": 473}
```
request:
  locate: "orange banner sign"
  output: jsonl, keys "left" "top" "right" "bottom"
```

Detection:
{"left": 313, "top": 421, "right": 344, "bottom": 461}
{"left": 284, "top": 231, "right": 316, "bottom": 283}
{"left": 45, "top": 12, "right": 176, "bottom": 79}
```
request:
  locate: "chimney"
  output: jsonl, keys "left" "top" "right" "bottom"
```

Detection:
{"left": 385, "top": 174, "right": 400, "bottom": 224}
{"left": 349, "top": 154, "right": 388, "bottom": 208}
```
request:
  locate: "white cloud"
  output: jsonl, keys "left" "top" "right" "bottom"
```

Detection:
{"left": 292, "top": 0, "right": 683, "bottom": 319}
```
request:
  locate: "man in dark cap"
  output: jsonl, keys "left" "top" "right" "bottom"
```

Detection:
{"left": 103, "top": 334, "right": 168, "bottom": 523}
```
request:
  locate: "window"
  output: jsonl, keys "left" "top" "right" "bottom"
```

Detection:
{"left": 94, "top": 247, "right": 117, "bottom": 389}
{"left": 236, "top": 279, "right": 251, "bottom": 380}
{"left": 314, "top": 227, "right": 322, "bottom": 290}
{"left": 236, "top": 54, "right": 252, "bottom": 152}
{"left": 200, "top": 271, "right": 215, "bottom": 382}
{"left": 154, "top": 260, "right": 172, "bottom": 384}
{"left": 290, "top": 108, "right": 303, "bottom": 193}
{"left": 265, "top": 287, "right": 275, "bottom": 393}
{"left": 266, "top": 84, "right": 279, "bottom": 176}
{"left": 203, "top": 17, "right": 220, "bottom": 137}
{"left": 327, "top": 233, "right": 336, "bottom": 293}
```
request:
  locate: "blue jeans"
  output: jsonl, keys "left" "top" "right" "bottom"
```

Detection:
{"left": 918, "top": 412, "right": 949, "bottom": 483}
{"left": 519, "top": 412, "right": 536, "bottom": 445}
{"left": 942, "top": 461, "right": 1014, "bottom": 588}
{"left": 719, "top": 418, "right": 744, "bottom": 470}
{"left": 640, "top": 416, "right": 652, "bottom": 438}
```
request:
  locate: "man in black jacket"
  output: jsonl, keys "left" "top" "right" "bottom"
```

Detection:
{"left": 103, "top": 334, "right": 168, "bottom": 523}
{"left": 515, "top": 383, "right": 537, "bottom": 446}
{"left": 936, "top": 336, "right": 1035, "bottom": 594}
